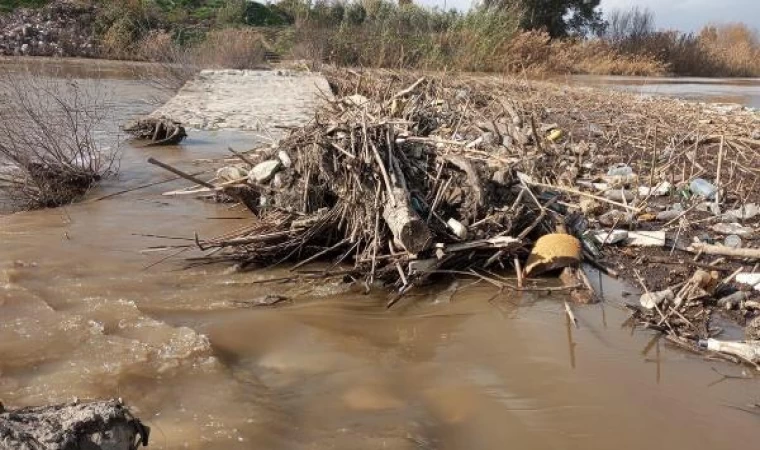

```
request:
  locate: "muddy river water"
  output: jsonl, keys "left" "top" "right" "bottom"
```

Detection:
{"left": 1, "top": 59, "right": 758, "bottom": 449}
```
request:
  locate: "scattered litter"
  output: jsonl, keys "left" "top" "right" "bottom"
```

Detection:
{"left": 626, "top": 231, "right": 666, "bottom": 247}
{"left": 525, "top": 234, "right": 581, "bottom": 277}
{"left": 700, "top": 338, "right": 760, "bottom": 363}
{"left": 689, "top": 178, "right": 717, "bottom": 199}
{"left": 594, "top": 229, "right": 628, "bottom": 245}
{"left": 712, "top": 222, "right": 754, "bottom": 237}
{"left": 736, "top": 273, "right": 760, "bottom": 291}
{"left": 723, "top": 203, "right": 760, "bottom": 221}
{"left": 640, "top": 288, "right": 674, "bottom": 310}
{"left": 724, "top": 235, "right": 743, "bottom": 249}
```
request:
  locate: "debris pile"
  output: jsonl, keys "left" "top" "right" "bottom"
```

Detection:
{"left": 164, "top": 73, "right": 568, "bottom": 304}
{"left": 0, "top": 1, "right": 97, "bottom": 58}
{"left": 155, "top": 69, "right": 760, "bottom": 362}
{"left": 124, "top": 117, "right": 187, "bottom": 146}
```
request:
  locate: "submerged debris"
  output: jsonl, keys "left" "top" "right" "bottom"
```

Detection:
{"left": 124, "top": 117, "right": 187, "bottom": 146}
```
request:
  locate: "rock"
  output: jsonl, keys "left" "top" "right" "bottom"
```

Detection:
{"left": 248, "top": 159, "right": 281, "bottom": 183}
{"left": 0, "top": 399, "right": 148, "bottom": 450}
{"left": 216, "top": 166, "right": 248, "bottom": 182}
{"left": 278, "top": 151, "right": 292, "bottom": 168}
{"left": 712, "top": 222, "right": 754, "bottom": 237}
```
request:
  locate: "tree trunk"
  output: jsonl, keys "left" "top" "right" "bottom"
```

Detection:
{"left": 0, "top": 400, "right": 149, "bottom": 450}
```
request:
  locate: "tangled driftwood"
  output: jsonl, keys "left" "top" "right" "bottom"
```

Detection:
{"left": 124, "top": 117, "right": 187, "bottom": 146}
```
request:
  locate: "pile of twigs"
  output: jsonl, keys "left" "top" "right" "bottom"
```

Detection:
{"left": 168, "top": 70, "right": 575, "bottom": 298}
{"left": 157, "top": 69, "right": 760, "bottom": 308}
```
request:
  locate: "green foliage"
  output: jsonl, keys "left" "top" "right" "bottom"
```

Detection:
{"left": 0, "top": 0, "right": 49, "bottom": 12}
{"left": 216, "top": 0, "right": 246, "bottom": 26}
{"left": 481, "top": 0, "right": 605, "bottom": 37}
{"left": 244, "top": 1, "right": 293, "bottom": 26}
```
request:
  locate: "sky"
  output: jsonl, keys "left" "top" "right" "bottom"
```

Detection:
{"left": 413, "top": 0, "right": 760, "bottom": 32}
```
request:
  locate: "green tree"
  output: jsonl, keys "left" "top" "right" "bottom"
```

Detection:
{"left": 481, "top": 0, "right": 605, "bottom": 38}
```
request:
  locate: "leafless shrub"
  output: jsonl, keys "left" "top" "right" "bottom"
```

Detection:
{"left": 0, "top": 71, "right": 119, "bottom": 210}
{"left": 135, "top": 28, "right": 269, "bottom": 92}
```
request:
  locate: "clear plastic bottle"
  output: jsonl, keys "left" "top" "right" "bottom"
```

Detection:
{"left": 689, "top": 178, "right": 717, "bottom": 199}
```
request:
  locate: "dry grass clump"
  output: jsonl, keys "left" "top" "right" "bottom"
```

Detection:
{"left": 604, "top": 8, "right": 760, "bottom": 77}
{"left": 0, "top": 71, "right": 118, "bottom": 209}
{"left": 135, "top": 28, "right": 268, "bottom": 90}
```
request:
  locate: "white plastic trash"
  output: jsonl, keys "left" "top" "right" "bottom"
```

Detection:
{"left": 626, "top": 231, "right": 666, "bottom": 247}
{"left": 594, "top": 230, "right": 628, "bottom": 245}
{"left": 736, "top": 273, "right": 760, "bottom": 291}
{"left": 447, "top": 218, "right": 468, "bottom": 239}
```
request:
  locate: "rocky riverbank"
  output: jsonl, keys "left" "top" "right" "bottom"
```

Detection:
{"left": 0, "top": 1, "right": 97, "bottom": 58}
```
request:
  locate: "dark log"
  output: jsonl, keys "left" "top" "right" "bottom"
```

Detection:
{"left": 0, "top": 399, "right": 149, "bottom": 450}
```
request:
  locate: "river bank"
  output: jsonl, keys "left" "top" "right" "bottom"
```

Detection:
{"left": 1, "top": 58, "right": 759, "bottom": 449}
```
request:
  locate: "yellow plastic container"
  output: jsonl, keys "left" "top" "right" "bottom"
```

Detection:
{"left": 525, "top": 233, "right": 581, "bottom": 277}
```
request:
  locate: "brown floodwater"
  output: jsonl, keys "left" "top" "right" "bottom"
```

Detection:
{"left": 1, "top": 59, "right": 758, "bottom": 449}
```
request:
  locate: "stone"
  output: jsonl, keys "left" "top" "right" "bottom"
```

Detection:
{"left": 216, "top": 166, "right": 248, "bottom": 182}
{"left": 248, "top": 159, "right": 281, "bottom": 183}
{"left": 277, "top": 150, "right": 292, "bottom": 168}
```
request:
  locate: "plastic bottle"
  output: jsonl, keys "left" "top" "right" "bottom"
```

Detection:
{"left": 607, "top": 164, "right": 633, "bottom": 177}
{"left": 724, "top": 234, "right": 742, "bottom": 249}
{"left": 689, "top": 178, "right": 717, "bottom": 200}
{"left": 699, "top": 338, "right": 760, "bottom": 363}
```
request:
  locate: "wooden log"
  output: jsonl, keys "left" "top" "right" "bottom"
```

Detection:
{"left": 0, "top": 399, "right": 149, "bottom": 450}
{"left": 688, "top": 243, "right": 760, "bottom": 260}
{"left": 383, "top": 187, "right": 430, "bottom": 254}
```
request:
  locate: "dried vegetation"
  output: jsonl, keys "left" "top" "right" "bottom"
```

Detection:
{"left": 0, "top": 71, "right": 118, "bottom": 209}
